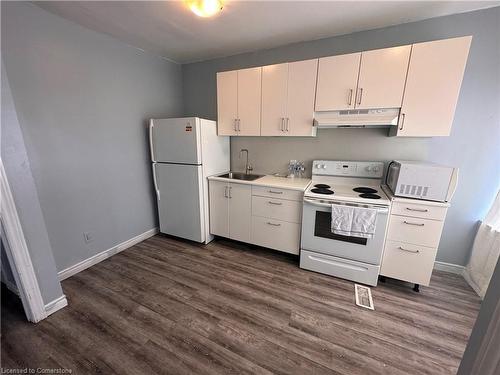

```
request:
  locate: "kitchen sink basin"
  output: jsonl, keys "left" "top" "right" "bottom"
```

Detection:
{"left": 218, "top": 172, "right": 264, "bottom": 181}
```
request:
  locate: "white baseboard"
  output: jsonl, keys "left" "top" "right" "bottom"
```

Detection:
{"left": 45, "top": 295, "right": 68, "bottom": 316}
{"left": 434, "top": 261, "right": 465, "bottom": 274}
{"left": 58, "top": 228, "right": 158, "bottom": 281}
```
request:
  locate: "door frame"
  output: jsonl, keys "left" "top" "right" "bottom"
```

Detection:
{"left": 1, "top": 159, "right": 47, "bottom": 322}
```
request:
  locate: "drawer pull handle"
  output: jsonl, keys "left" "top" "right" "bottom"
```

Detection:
{"left": 267, "top": 222, "right": 281, "bottom": 227}
{"left": 268, "top": 201, "right": 283, "bottom": 205}
{"left": 398, "top": 246, "right": 420, "bottom": 254}
{"left": 406, "top": 207, "right": 429, "bottom": 213}
{"left": 403, "top": 220, "right": 425, "bottom": 227}
{"left": 268, "top": 190, "right": 283, "bottom": 194}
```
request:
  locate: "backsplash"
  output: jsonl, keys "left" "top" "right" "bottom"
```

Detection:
{"left": 230, "top": 128, "right": 430, "bottom": 177}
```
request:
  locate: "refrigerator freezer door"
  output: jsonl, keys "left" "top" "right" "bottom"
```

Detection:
{"left": 150, "top": 118, "right": 202, "bottom": 164}
{"left": 155, "top": 163, "right": 205, "bottom": 242}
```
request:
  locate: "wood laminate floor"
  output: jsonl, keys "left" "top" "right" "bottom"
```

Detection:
{"left": 1, "top": 235, "right": 481, "bottom": 374}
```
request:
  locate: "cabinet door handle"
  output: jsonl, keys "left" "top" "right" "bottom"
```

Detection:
{"left": 406, "top": 207, "right": 429, "bottom": 213}
{"left": 233, "top": 119, "right": 237, "bottom": 131}
{"left": 267, "top": 222, "right": 281, "bottom": 227}
{"left": 280, "top": 117, "right": 284, "bottom": 131}
{"left": 403, "top": 220, "right": 425, "bottom": 227}
{"left": 238, "top": 119, "right": 241, "bottom": 132}
{"left": 286, "top": 118, "right": 290, "bottom": 132}
{"left": 224, "top": 186, "right": 228, "bottom": 198}
{"left": 357, "top": 87, "right": 363, "bottom": 105}
{"left": 268, "top": 190, "right": 283, "bottom": 194}
{"left": 347, "top": 89, "right": 353, "bottom": 106}
{"left": 228, "top": 186, "right": 232, "bottom": 198}
{"left": 268, "top": 201, "right": 283, "bottom": 205}
{"left": 399, "top": 113, "right": 405, "bottom": 131}
{"left": 398, "top": 246, "right": 420, "bottom": 254}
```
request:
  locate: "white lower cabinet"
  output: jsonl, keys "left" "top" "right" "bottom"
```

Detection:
{"left": 251, "top": 217, "right": 301, "bottom": 255}
{"left": 209, "top": 180, "right": 230, "bottom": 237}
{"left": 228, "top": 183, "right": 252, "bottom": 243}
{"left": 386, "top": 215, "right": 444, "bottom": 248}
{"left": 381, "top": 199, "right": 448, "bottom": 287}
{"left": 381, "top": 240, "right": 437, "bottom": 285}
{"left": 252, "top": 195, "right": 302, "bottom": 223}
{"left": 209, "top": 180, "right": 251, "bottom": 242}
{"left": 209, "top": 179, "right": 303, "bottom": 255}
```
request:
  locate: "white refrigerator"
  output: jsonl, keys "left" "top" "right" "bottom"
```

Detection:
{"left": 149, "top": 117, "right": 229, "bottom": 243}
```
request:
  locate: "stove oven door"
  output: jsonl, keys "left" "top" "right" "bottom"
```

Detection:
{"left": 301, "top": 197, "right": 389, "bottom": 265}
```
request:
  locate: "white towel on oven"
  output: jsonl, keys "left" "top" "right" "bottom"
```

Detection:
{"left": 331, "top": 205, "right": 377, "bottom": 238}
{"left": 331, "top": 205, "right": 354, "bottom": 235}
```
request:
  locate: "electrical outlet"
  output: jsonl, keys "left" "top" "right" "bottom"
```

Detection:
{"left": 83, "top": 231, "right": 94, "bottom": 243}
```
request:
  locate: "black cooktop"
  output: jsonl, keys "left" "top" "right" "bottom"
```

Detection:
{"left": 311, "top": 188, "right": 334, "bottom": 195}
{"left": 359, "top": 193, "right": 381, "bottom": 200}
{"left": 353, "top": 187, "right": 378, "bottom": 194}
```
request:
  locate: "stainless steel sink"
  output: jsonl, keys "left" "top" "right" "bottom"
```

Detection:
{"left": 218, "top": 172, "right": 264, "bottom": 181}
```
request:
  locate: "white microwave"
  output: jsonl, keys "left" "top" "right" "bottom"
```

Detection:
{"left": 386, "top": 160, "right": 459, "bottom": 202}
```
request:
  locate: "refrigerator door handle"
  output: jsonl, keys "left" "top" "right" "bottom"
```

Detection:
{"left": 149, "top": 119, "right": 156, "bottom": 162}
{"left": 152, "top": 163, "right": 160, "bottom": 200}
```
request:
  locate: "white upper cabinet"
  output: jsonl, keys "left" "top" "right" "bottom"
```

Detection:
{"left": 261, "top": 59, "right": 318, "bottom": 136}
{"left": 287, "top": 59, "right": 318, "bottom": 136}
{"left": 393, "top": 36, "right": 472, "bottom": 137}
{"left": 355, "top": 45, "right": 411, "bottom": 109}
{"left": 217, "top": 36, "right": 471, "bottom": 138}
{"left": 237, "top": 67, "right": 262, "bottom": 136}
{"left": 216, "top": 67, "right": 262, "bottom": 136}
{"left": 315, "top": 53, "right": 361, "bottom": 111}
{"left": 261, "top": 63, "right": 288, "bottom": 136}
{"left": 316, "top": 46, "right": 411, "bottom": 111}
{"left": 217, "top": 70, "right": 238, "bottom": 136}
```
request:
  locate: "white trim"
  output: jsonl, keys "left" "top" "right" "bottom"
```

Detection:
{"left": 58, "top": 228, "right": 158, "bottom": 281}
{"left": 0, "top": 160, "right": 47, "bottom": 322}
{"left": 45, "top": 294, "right": 68, "bottom": 316}
{"left": 434, "top": 260, "right": 465, "bottom": 274}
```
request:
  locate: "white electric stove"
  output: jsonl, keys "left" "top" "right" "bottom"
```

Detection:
{"left": 300, "top": 160, "right": 391, "bottom": 286}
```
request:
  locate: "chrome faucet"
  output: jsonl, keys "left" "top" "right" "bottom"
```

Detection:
{"left": 239, "top": 149, "right": 253, "bottom": 174}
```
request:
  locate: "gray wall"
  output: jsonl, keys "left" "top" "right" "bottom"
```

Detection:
{"left": 2, "top": 2, "right": 183, "bottom": 272}
{"left": 182, "top": 7, "right": 500, "bottom": 266}
{"left": 1, "top": 62, "right": 64, "bottom": 304}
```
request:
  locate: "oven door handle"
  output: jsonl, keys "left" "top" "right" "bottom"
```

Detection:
{"left": 304, "top": 198, "right": 389, "bottom": 213}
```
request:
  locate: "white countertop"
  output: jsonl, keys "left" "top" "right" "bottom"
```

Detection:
{"left": 208, "top": 173, "right": 311, "bottom": 191}
{"left": 381, "top": 185, "right": 451, "bottom": 207}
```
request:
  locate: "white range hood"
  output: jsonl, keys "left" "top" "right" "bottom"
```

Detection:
{"left": 314, "top": 108, "right": 400, "bottom": 128}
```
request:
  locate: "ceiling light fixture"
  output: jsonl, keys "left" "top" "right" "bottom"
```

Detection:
{"left": 187, "top": 0, "right": 223, "bottom": 18}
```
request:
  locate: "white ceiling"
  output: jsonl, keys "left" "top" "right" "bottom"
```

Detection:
{"left": 36, "top": 1, "right": 499, "bottom": 63}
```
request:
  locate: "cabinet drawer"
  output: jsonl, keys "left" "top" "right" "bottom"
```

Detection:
{"left": 251, "top": 216, "right": 300, "bottom": 255}
{"left": 252, "top": 196, "right": 302, "bottom": 223}
{"left": 387, "top": 215, "right": 444, "bottom": 248}
{"left": 391, "top": 201, "right": 447, "bottom": 221}
{"left": 381, "top": 240, "right": 437, "bottom": 285}
{"left": 252, "top": 185, "right": 303, "bottom": 201}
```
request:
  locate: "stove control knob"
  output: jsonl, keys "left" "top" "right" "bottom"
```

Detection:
{"left": 321, "top": 164, "right": 327, "bottom": 169}
{"left": 365, "top": 166, "right": 372, "bottom": 172}
{"left": 372, "top": 166, "right": 380, "bottom": 173}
